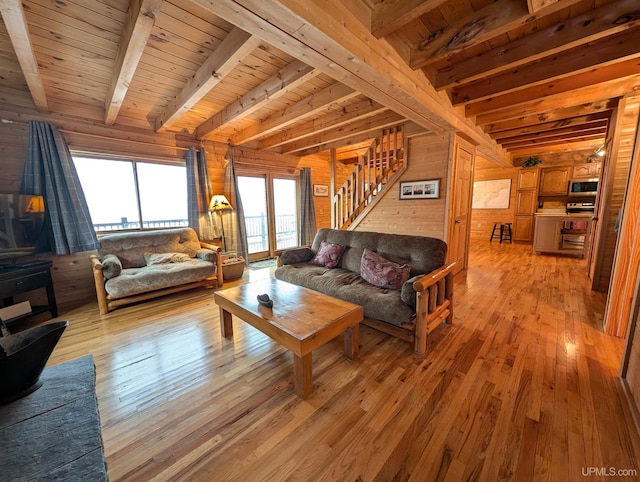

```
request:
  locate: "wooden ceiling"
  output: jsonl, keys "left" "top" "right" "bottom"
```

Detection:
{"left": 1, "top": 0, "right": 638, "bottom": 165}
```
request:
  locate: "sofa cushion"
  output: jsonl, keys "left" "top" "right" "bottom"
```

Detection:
{"left": 274, "top": 264, "right": 415, "bottom": 327}
{"left": 280, "top": 247, "right": 315, "bottom": 265}
{"left": 101, "top": 254, "right": 122, "bottom": 280}
{"left": 360, "top": 248, "right": 410, "bottom": 290}
{"left": 309, "top": 240, "right": 346, "bottom": 268}
{"left": 196, "top": 248, "right": 217, "bottom": 262}
{"left": 104, "top": 259, "right": 216, "bottom": 298}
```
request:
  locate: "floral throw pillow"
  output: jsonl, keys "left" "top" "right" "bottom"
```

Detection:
{"left": 360, "top": 248, "right": 411, "bottom": 290}
{"left": 309, "top": 240, "right": 346, "bottom": 269}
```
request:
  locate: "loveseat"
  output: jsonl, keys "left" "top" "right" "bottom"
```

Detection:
{"left": 90, "top": 228, "right": 222, "bottom": 314}
{"left": 275, "top": 228, "right": 455, "bottom": 354}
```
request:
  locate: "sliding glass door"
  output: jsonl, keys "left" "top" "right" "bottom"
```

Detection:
{"left": 237, "top": 174, "right": 298, "bottom": 260}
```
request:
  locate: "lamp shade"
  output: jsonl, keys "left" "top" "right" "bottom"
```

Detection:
{"left": 209, "top": 195, "right": 232, "bottom": 212}
{"left": 25, "top": 196, "right": 45, "bottom": 213}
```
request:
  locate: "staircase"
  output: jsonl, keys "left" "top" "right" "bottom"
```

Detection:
{"left": 332, "top": 126, "right": 406, "bottom": 230}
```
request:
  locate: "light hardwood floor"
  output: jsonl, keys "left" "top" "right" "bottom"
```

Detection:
{"left": 45, "top": 240, "right": 640, "bottom": 481}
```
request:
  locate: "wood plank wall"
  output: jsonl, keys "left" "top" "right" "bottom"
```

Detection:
{"left": 356, "top": 134, "right": 449, "bottom": 239}
{"left": 604, "top": 98, "right": 640, "bottom": 337}
{"left": 592, "top": 98, "right": 640, "bottom": 293}
{"left": 0, "top": 88, "right": 337, "bottom": 313}
{"left": 470, "top": 164, "right": 518, "bottom": 241}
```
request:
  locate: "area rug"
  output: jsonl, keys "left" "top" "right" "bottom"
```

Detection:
{"left": 249, "top": 259, "right": 277, "bottom": 269}
{"left": 0, "top": 355, "right": 108, "bottom": 481}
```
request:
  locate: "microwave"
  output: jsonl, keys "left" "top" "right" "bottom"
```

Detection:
{"left": 568, "top": 178, "right": 599, "bottom": 196}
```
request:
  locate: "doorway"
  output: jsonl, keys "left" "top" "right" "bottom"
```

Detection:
{"left": 237, "top": 174, "right": 299, "bottom": 261}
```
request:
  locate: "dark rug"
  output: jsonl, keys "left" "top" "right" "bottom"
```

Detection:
{"left": 0, "top": 355, "right": 108, "bottom": 481}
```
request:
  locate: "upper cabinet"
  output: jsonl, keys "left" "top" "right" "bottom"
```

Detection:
{"left": 539, "top": 166, "right": 571, "bottom": 196}
{"left": 517, "top": 168, "right": 539, "bottom": 190}
{"left": 572, "top": 162, "right": 601, "bottom": 179}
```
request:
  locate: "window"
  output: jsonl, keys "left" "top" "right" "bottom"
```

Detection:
{"left": 237, "top": 174, "right": 299, "bottom": 260}
{"left": 73, "top": 157, "right": 188, "bottom": 232}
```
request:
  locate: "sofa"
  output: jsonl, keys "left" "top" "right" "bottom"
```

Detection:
{"left": 90, "top": 228, "right": 222, "bottom": 314}
{"left": 275, "top": 228, "right": 455, "bottom": 354}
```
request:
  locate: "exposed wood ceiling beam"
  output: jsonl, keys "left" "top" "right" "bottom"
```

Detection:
{"left": 493, "top": 116, "right": 609, "bottom": 141}
{"left": 259, "top": 98, "right": 388, "bottom": 150}
{"left": 408, "top": 0, "right": 583, "bottom": 70}
{"left": 452, "top": 33, "right": 640, "bottom": 106}
{"left": 463, "top": 60, "right": 640, "bottom": 117}
{"left": 192, "top": 0, "right": 509, "bottom": 165}
{"left": 280, "top": 111, "right": 405, "bottom": 154}
{"left": 293, "top": 122, "right": 405, "bottom": 158}
{"left": 471, "top": 75, "right": 640, "bottom": 125}
{"left": 231, "top": 82, "right": 359, "bottom": 145}
{"left": 371, "top": 0, "right": 447, "bottom": 39}
{"left": 507, "top": 135, "right": 604, "bottom": 153}
{"left": 105, "top": 0, "right": 164, "bottom": 125}
{"left": 0, "top": 0, "right": 48, "bottom": 113}
{"left": 500, "top": 126, "right": 608, "bottom": 148}
{"left": 527, "top": 0, "right": 561, "bottom": 14}
{"left": 482, "top": 101, "right": 617, "bottom": 133}
{"left": 195, "top": 59, "right": 318, "bottom": 139}
{"left": 510, "top": 139, "right": 604, "bottom": 157}
{"left": 154, "top": 27, "right": 260, "bottom": 132}
{"left": 435, "top": 0, "right": 640, "bottom": 90}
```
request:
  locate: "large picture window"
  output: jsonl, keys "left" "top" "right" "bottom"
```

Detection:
{"left": 73, "top": 157, "right": 188, "bottom": 232}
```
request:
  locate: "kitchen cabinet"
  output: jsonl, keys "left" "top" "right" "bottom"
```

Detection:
{"left": 513, "top": 168, "right": 539, "bottom": 242}
{"left": 572, "top": 162, "right": 601, "bottom": 178}
{"left": 513, "top": 215, "right": 534, "bottom": 241}
{"left": 517, "top": 168, "right": 539, "bottom": 190}
{"left": 515, "top": 190, "right": 537, "bottom": 215}
{"left": 533, "top": 214, "right": 592, "bottom": 257}
{"left": 539, "top": 166, "right": 571, "bottom": 195}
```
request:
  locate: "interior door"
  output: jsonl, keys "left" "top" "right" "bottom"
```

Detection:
{"left": 448, "top": 135, "right": 475, "bottom": 274}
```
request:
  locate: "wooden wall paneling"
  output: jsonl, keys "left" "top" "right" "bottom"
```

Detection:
{"left": 355, "top": 134, "right": 449, "bottom": 239}
{"left": 604, "top": 98, "right": 640, "bottom": 337}
{"left": 470, "top": 167, "right": 518, "bottom": 240}
{"left": 591, "top": 98, "right": 639, "bottom": 293}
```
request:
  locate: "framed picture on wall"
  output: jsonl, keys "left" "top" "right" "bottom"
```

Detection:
{"left": 399, "top": 179, "right": 440, "bottom": 200}
{"left": 313, "top": 184, "right": 329, "bottom": 197}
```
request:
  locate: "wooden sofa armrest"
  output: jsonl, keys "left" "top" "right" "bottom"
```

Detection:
{"left": 411, "top": 262, "right": 456, "bottom": 355}
{"left": 199, "top": 242, "right": 224, "bottom": 286}
{"left": 89, "top": 254, "right": 109, "bottom": 315}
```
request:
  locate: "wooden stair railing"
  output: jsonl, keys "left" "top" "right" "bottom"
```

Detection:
{"left": 332, "top": 126, "right": 406, "bottom": 230}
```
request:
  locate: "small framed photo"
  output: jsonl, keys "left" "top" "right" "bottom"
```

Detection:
{"left": 399, "top": 179, "right": 440, "bottom": 200}
{"left": 313, "top": 184, "right": 329, "bottom": 197}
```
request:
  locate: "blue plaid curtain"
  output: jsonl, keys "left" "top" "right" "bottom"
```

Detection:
{"left": 299, "top": 167, "right": 317, "bottom": 245}
{"left": 186, "top": 147, "right": 217, "bottom": 240}
{"left": 20, "top": 121, "right": 99, "bottom": 254}
{"left": 223, "top": 154, "right": 249, "bottom": 264}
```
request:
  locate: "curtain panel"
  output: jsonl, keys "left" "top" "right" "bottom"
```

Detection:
{"left": 186, "top": 147, "right": 218, "bottom": 240}
{"left": 20, "top": 121, "right": 99, "bottom": 254}
{"left": 299, "top": 167, "right": 317, "bottom": 245}
{"left": 223, "top": 156, "right": 249, "bottom": 264}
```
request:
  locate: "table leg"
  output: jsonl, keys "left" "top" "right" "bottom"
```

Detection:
{"left": 293, "top": 353, "right": 313, "bottom": 399}
{"left": 343, "top": 324, "right": 360, "bottom": 360}
{"left": 219, "top": 307, "right": 233, "bottom": 337}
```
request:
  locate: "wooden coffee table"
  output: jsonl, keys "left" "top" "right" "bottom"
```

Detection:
{"left": 213, "top": 278, "right": 364, "bottom": 398}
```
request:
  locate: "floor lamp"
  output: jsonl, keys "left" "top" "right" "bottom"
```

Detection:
{"left": 209, "top": 194, "right": 232, "bottom": 252}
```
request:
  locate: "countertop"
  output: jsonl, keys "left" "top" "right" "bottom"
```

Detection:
{"left": 535, "top": 212, "right": 594, "bottom": 218}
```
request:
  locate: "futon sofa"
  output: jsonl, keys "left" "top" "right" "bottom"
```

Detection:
{"left": 275, "top": 228, "right": 455, "bottom": 354}
{"left": 90, "top": 228, "right": 222, "bottom": 314}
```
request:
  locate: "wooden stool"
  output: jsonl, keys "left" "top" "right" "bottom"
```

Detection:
{"left": 490, "top": 222, "right": 512, "bottom": 243}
